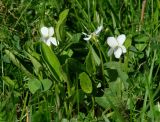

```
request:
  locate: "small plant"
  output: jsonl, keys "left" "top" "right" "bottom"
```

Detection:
{"left": 1, "top": 0, "right": 160, "bottom": 122}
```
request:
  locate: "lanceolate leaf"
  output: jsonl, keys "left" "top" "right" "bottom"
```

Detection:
{"left": 79, "top": 72, "right": 92, "bottom": 94}
{"left": 2, "top": 76, "right": 15, "bottom": 87}
{"left": 5, "top": 49, "right": 33, "bottom": 77}
{"left": 56, "top": 9, "right": 69, "bottom": 41}
{"left": 41, "top": 42, "right": 62, "bottom": 81}
{"left": 27, "top": 52, "right": 42, "bottom": 75}
{"left": 85, "top": 47, "right": 96, "bottom": 75}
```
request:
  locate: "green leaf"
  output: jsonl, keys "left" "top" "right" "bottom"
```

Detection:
{"left": 124, "top": 38, "right": 132, "bottom": 49}
{"left": 56, "top": 9, "right": 69, "bottom": 41}
{"left": 79, "top": 72, "right": 92, "bottom": 94}
{"left": 105, "top": 61, "right": 122, "bottom": 69}
{"left": 61, "top": 118, "right": 69, "bottom": 122}
{"left": 85, "top": 47, "right": 96, "bottom": 75}
{"left": 109, "top": 78, "right": 125, "bottom": 96}
{"left": 67, "top": 58, "right": 85, "bottom": 73}
{"left": 95, "top": 79, "right": 127, "bottom": 109}
{"left": 28, "top": 79, "right": 41, "bottom": 94}
{"left": 134, "top": 35, "right": 148, "bottom": 51}
{"left": 13, "top": 35, "right": 21, "bottom": 50}
{"left": 95, "top": 96, "right": 109, "bottom": 109}
{"left": 2, "top": 76, "right": 15, "bottom": 87}
{"left": 5, "top": 50, "right": 33, "bottom": 77}
{"left": 32, "top": 111, "right": 49, "bottom": 122}
{"left": 91, "top": 47, "right": 100, "bottom": 66}
{"left": 134, "top": 35, "right": 149, "bottom": 43}
{"left": 105, "top": 62, "right": 128, "bottom": 82}
{"left": 41, "top": 79, "right": 52, "bottom": 92}
{"left": 117, "top": 69, "right": 128, "bottom": 82}
{"left": 2, "top": 54, "right": 11, "bottom": 63}
{"left": 41, "top": 42, "right": 62, "bottom": 81}
{"left": 61, "top": 49, "right": 73, "bottom": 58}
{"left": 27, "top": 52, "right": 42, "bottom": 75}
{"left": 135, "top": 44, "right": 147, "bottom": 51}
{"left": 70, "top": 33, "right": 81, "bottom": 43}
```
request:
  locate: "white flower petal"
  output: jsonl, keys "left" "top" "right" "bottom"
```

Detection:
{"left": 117, "top": 34, "right": 126, "bottom": 45}
{"left": 46, "top": 39, "right": 51, "bottom": 46}
{"left": 121, "top": 45, "right": 127, "bottom": 53}
{"left": 48, "top": 37, "right": 59, "bottom": 46}
{"left": 41, "top": 27, "right": 49, "bottom": 38}
{"left": 94, "top": 25, "right": 103, "bottom": 35}
{"left": 108, "top": 48, "right": 114, "bottom": 56}
{"left": 48, "top": 27, "right": 54, "bottom": 37}
{"left": 107, "top": 37, "right": 118, "bottom": 48}
{"left": 83, "top": 35, "right": 91, "bottom": 41}
{"left": 114, "top": 47, "right": 122, "bottom": 59}
{"left": 82, "top": 32, "right": 88, "bottom": 36}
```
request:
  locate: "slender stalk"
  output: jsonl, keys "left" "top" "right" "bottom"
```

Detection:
{"left": 77, "top": 81, "right": 79, "bottom": 116}
{"left": 26, "top": 107, "right": 29, "bottom": 122}
{"left": 141, "top": 89, "right": 148, "bottom": 121}
{"left": 87, "top": 0, "right": 91, "bottom": 23}
{"left": 148, "top": 50, "right": 156, "bottom": 122}
{"left": 92, "top": 38, "right": 105, "bottom": 80}
{"left": 140, "top": 0, "right": 146, "bottom": 24}
{"left": 141, "top": 50, "right": 156, "bottom": 121}
{"left": 151, "top": 0, "right": 153, "bottom": 19}
{"left": 1, "top": 41, "right": 4, "bottom": 94}
{"left": 20, "top": 92, "right": 28, "bottom": 122}
{"left": 91, "top": 96, "right": 95, "bottom": 117}
{"left": 139, "top": 0, "right": 146, "bottom": 31}
{"left": 55, "top": 84, "right": 61, "bottom": 121}
{"left": 14, "top": 0, "right": 32, "bottom": 28}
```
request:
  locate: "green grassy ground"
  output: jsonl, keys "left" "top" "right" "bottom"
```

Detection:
{"left": 1, "top": 0, "right": 160, "bottom": 121}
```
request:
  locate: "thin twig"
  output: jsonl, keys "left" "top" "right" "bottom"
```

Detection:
{"left": 140, "top": 0, "right": 147, "bottom": 23}
{"left": 139, "top": 0, "right": 147, "bottom": 31}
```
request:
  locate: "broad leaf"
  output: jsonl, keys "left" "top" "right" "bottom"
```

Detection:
{"left": 95, "top": 96, "right": 109, "bottom": 109}
{"left": 41, "top": 79, "right": 52, "bottom": 92}
{"left": 95, "top": 79, "right": 127, "bottom": 109}
{"left": 135, "top": 44, "right": 147, "bottom": 51}
{"left": 79, "top": 72, "right": 92, "bottom": 94}
{"left": 28, "top": 79, "right": 41, "bottom": 94}
{"left": 134, "top": 35, "right": 149, "bottom": 43}
{"left": 2, "top": 76, "right": 15, "bottom": 87}
{"left": 117, "top": 69, "right": 128, "bottom": 82}
{"left": 124, "top": 38, "right": 132, "bottom": 48}
{"left": 105, "top": 62, "right": 128, "bottom": 82}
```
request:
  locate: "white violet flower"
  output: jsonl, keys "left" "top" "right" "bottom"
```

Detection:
{"left": 82, "top": 25, "right": 103, "bottom": 41}
{"left": 40, "top": 26, "right": 59, "bottom": 46}
{"left": 107, "top": 34, "right": 127, "bottom": 59}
